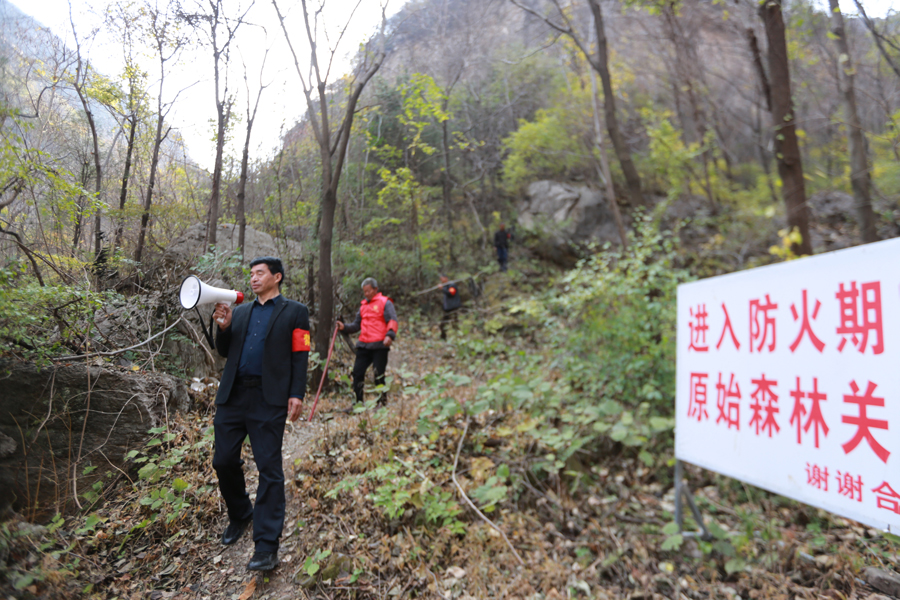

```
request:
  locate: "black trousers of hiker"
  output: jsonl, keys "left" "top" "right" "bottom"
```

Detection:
{"left": 440, "top": 308, "right": 459, "bottom": 340}
{"left": 352, "top": 347, "right": 390, "bottom": 404}
{"left": 212, "top": 382, "right": 287, "bottom": 553}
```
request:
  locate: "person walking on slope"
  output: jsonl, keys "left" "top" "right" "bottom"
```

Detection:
{"left": 439, "top": 274, "right": 461, "bottom": 340}
{"left": 494, "top": 223, "right": 512, "bottom": 272}
{"left": 337, "top": 277, "right": 398, "bottom": 405}
{"left": 212, "top": 256, "right": 310, "bottom": 572}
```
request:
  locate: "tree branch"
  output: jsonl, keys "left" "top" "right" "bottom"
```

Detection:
{"left": 452, "top": 417, "right": 525, "bottom": 566}
{"left": 54, "top": 316, "right": 183, "bottom": 361}
{"left": 0, "top": 224, "right": 44, "bottom": 285}
{"left": 851, "top": 0, "right": 900, "bottom": 80}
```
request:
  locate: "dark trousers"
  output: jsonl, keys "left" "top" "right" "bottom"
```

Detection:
{"left": 212, "top": 384, "right": 287, "bottom": 553}
{"left": 440, "top": 308, "right": 459, "bottom": 340}
{"left": 352, "top": 347, "right": 390, "bottom": 404}
{"left": 496, "top": 246, "right": 508, "bottom": 271}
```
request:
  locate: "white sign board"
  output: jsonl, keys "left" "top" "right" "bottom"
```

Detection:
{"left": 676, "top": 238, "right": 900, "bottom": 531}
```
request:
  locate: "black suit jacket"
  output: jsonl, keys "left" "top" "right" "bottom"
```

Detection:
{"left": 214, "top": 297, "right": 310, "bottom": 407}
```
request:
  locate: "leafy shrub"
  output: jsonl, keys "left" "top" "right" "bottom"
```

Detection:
{"left": 0, "top": 262, "right": 119, "bottom": 361}
{"left": 471, "top": 217, "right": 692, "bottom": 474}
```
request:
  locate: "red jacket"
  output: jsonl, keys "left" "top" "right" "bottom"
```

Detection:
{"left": 344, "top": 292, "right": 398, "bottom": 347}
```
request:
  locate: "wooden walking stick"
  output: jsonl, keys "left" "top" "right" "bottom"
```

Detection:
{"left": 307, "top": 325, "right": 339, "bottom": 421}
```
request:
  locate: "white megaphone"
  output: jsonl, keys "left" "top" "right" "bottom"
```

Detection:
{"left": 179, "top": 275, "right": 244, "bottom": 324}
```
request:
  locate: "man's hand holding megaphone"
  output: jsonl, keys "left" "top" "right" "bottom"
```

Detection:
{"left": 213, "top": 303, "right": 233, "bottom": 330}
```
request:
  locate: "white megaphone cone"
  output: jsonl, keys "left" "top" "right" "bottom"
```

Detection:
{"left": 179, "top": 275, "right": 244, "bottom": 323}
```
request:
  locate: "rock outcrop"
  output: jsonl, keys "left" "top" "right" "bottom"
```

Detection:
{"left": 163, "top": 222, "right": 303, "bottom": 270}
{"left": 517, "top": 181, "right": 622, "bottom": 265}
{"left": 0, "top": 359, "right": 188, "bottom": 518}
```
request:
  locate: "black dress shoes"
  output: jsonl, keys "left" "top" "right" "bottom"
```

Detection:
{"left": 247, "top": 551, "right": 278, "bottom": 571}
{"left": 221, "top": 517, "right": 251, "bottom": 545}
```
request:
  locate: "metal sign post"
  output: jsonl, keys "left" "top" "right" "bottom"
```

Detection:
{"left": 674, "top": 459, "right": 711, "bottom": 539}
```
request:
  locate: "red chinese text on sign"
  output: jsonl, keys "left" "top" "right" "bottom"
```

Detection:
{"left": 806, "top": 463, "right": 829, "bottom": 492}
{"left": 842, "top": 380, "right": 890, "bottom": 463}
{"left": 836, "top": 281, "right": 884, "bottom": 355}
{"left": 749, "top": 374, "right": 780, "bottom": 437}
{"left": 715, "top": 372, "right": 741, "bottom": 430}
{"left": 716, "top": 303, "right": 740, "bottom": 351}
{"left": 688, "top": 304, "right": 709, "bottom": 352}
{"left": 789, "top": 377, "right": 829, "bottom": 448}
{"left": 688, "top": 373, "right": 709, "bottom": 422}
{"left": 678, "top": 237, "right": 900, "bottom": 532}
{"left": 749, "top": 295, "right": 777, "bottom": 353}
{"left": 837, "top": 470, "right": 864, "bottom": 502}
{"left": 872, "top": 482, "right": 900, "bottom": 515}
{"left": 789, "top": 290, "right": 825, "bottom": 353}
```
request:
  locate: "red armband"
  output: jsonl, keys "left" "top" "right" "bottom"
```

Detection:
{"left": 387, "top": 319, "right": 398, "bottom": 334}
{"left": 449, "top": 287, "right": 456, "bottom": 296}
{"left": 292, "top": 329, "right": 311, "bottom": 352}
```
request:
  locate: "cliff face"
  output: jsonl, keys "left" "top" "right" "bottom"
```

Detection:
{"left": 0, "top": 360, "right": 188, "bottom": 518}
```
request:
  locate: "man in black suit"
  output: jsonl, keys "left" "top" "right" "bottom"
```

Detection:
{"left": 212, "top": 256, "right": 309, "bottom": 572}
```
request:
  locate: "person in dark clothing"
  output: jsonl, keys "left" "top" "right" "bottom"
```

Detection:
{"left": 439, "top": 274, "right": 461, "bottom": 340}
{"left": 494, "top": 223, "right": 512, "bottom": 271}
{"left": 337, "top": 277, "right": 398, "bottom": 405}
{"left": 212, "top": 256, "right": 310, "bottom": 573}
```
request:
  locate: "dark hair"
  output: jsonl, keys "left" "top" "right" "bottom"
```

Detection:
{"left": 250, "top": 256, "right": 285, "bottom": 286}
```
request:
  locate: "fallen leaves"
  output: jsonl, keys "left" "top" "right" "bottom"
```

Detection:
{"left": 237, "top": 578, "right": 256, "bottom": 600}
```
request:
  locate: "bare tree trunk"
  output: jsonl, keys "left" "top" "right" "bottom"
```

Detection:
{"left": 72, "top": 162, "right": 89, "bottom": 253}
{"left": 829, "top": 0, "right": 879, "bottom": 244}
{"left": 193, "top": 0, "right": 248, "bottom": 249}
{"left": 273, "top": 0, "right": 386, "bottom": 364}
{"left": 134, "top": 2, "right": 183, "bottom": 265}
{"left": 661, "top": 3, "right": 714, "bottom": 208}
{"left": 760, "top": 0, "right": 812, "bottom": 256}
{"left": 307, "top": 259, "right": 315, "bottom": 318}
{"left": 589, "top": 61, "right": 628, "bottom": 249}
{"left": 441, "top": 116, "right": 456, "bottom": 265}
{"left": 84, "top": 105, "right": 102, "bottom": 260}
{"left": 67, "top": 9, "right": 104, "bottom": 262}
{"left": 586, "top": 0, "right": 644, "bottom": 207}
{"left": 113, "top": 115, "right": 137, "bottom": 252}
{"left": 207, "top": 100, "right": 229, "bottom": 248}
{"left": 135, "top": 114, "right": 166, "bottom": 264}
{"left": 237, "top": 128, "right": 250, "bottom": 255}
{"left": 237, "top": 53, "right": 268, "bottom": 256}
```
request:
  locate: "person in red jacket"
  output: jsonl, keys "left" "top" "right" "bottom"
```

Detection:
{"left": 439, "top": 274, "right": 461, "bottom": 340}
{"left": 337, "top": 277, "right": 398, "bottom": 405}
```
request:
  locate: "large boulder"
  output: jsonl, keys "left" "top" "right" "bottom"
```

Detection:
{"left": 0, "top": 359, "right": 188, "bottom": 518}
{"left": 163, "top": 222, "right": 303, "bottom": 270}
{"left": 518, "top": 181, "right": 622, "bottom": 243}
{"left": 517, "top": 181, "right": 622, "bottom": 264}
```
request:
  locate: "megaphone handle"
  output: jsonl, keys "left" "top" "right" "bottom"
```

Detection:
{"left": 215, "top": 302, "right": 231, "bottom": 325}
{"left": 195, "top": 307, "right": 217, "bottom": 350}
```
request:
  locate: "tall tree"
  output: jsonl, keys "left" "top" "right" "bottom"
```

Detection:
{"left": 237, "top": 49, "right": 269, "bottom": 255}
{"left": 759, "top": 0, "right": 812, "bottom": 255}
{"left": 106, "top": 1, "right": 147, "bottom": 254}
{"left": 135, "top": 0, "right": 188, "bottom": 265}
{"left": 273, "top": 0, "right": 387, "bottom": 362}
{"left": 588, "top": 59, "right": 628, "bottom": 248}
{"left": 66, "top": 7, "right": 104, "bottom": 262}
{"left": 828, "top": 0, "right": 879, "bottom": 244}
{"left": 511, "top": 0, "right": 645, "bottom": 207}
{"left": 181, "top": 0, "right": 252, "bottom": 248}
